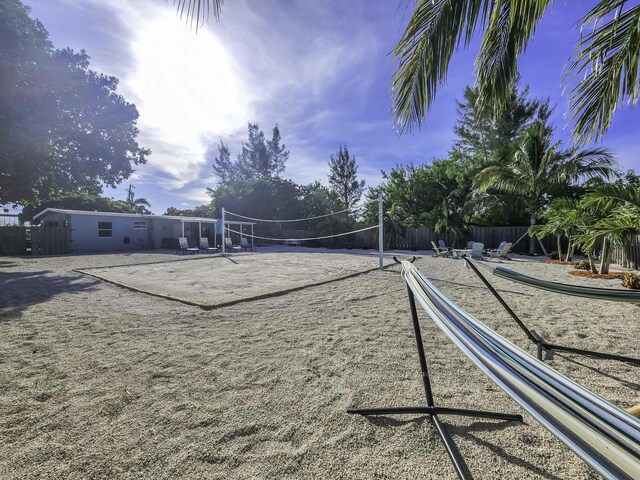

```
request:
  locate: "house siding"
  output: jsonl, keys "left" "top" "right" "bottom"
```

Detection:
{"left": 70, "top": 214, "right": 152, "bottom": 253}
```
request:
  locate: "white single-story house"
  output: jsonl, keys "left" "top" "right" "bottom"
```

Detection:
{"left": 33, "top": 208, "right": 218, "bottom": 254}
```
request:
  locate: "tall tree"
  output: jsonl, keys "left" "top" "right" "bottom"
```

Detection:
{"left": 454, "top": 81, "right": 551, "bottom": 162}
{"left": 210, "top": 123, "right": 288, "bottom": 184}
{"left": 474, "top": 122, "right": 618, "bottom": 253}
{"left": 392, "top": 1, "right": 640, "bottom": 143}
{"left": 0, "top": 1, "right": 149, "bottom": 205}
{"left": 237, "top": 122, "right": 269, "bottom": 179}
{"left": 267, "top": 124, "right": 289, "bottom": 176}
{"left": 210, "top": 140, "right": 237, "bottom": 184}
{"left": 328, "top": 145, "right": 366, "bottom": 208}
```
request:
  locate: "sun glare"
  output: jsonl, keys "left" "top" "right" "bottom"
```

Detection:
{"left": 128, "top": 11, "right": 250, "bottom": 179}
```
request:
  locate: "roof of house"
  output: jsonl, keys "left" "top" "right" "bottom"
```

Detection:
{"left": 33, "top": 208, "right": 218, "bottom": 224}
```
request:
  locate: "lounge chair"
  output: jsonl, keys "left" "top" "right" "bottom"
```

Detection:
{"left": 224, "top": 237, "right": 242, "bottom": 253}
{"left": 431, "top": 241, "right": 450, "bottom": 258}
{"left": 240, "top": 237, "right": 252, "bottom": 251}
{"left": 487, "top": 242, "right": 512, "bottom": 259}
{"left": 199, "top": 237, "right": 218, "bottom": 254}
{"left": 438, "top": 239, "right": 451, "bottom": 251}
{"left": 177, "top": 237, "right": 199, "bottom": 255}
{"left": 469, "top": 242, "right": 485, "bottom": 260}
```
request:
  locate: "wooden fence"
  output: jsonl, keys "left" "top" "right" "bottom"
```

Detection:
{"left": 0, "top": 224, "right": 71, "bottom": 256}
{"left": 611, "top": 236, "right": 640, "bottom": 270}
{"left": 256, "top": 225, "right": 557, "bottom": 254}
{"left": 0, "top": 227, "right": 30, "bottom": 255}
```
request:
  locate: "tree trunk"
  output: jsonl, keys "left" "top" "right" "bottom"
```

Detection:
{"left": 556, "top": 235, "right": 563, "bottom": 260}
{"left": 529, "top": 213, "right": 537, "bottom": 255}
{"left": 599, "top": 238, "right": 611, "bottom": 274}
{"left": 565, "top": 240, "right": 574, "bottom": 262}
{"left": 587, "top": 252, "right": 598, "bottom": 273}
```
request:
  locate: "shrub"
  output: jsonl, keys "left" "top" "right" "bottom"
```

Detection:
{"left": 622, "top": 273, "right": 640, "bottom": 289}
{"left": 549, "top": 251, "right": 559, "bottom": 260}
{"left": 574, "top": 260, "right": 590, "bottom": 271}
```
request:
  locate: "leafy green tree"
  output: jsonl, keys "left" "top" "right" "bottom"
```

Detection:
{"left": 208, "top": 177, "right": 303, "bottom": 220}
{"left": 391, "top": 1, "right": 640, "bottom": 143}
{"left": 22, "top": 192, "right": 133, "bottom": 223}
{"left": 267, "top": 125, "right": 289, "bottom": 177}
{"left": 579, "top": 182, "right": 640, "bottom": 273}
{"left": 328, "top": 145, "right": 366, "bottom": 208}
{"left": 164, "top": 204, "right": 214, "bottom": 217}
{"left": 474, "top": 122, "right": 617, "bottom": 253}
{"left": 209, "top": 123, "right": 289, "bottom": 184}
{"left": 0, "top": 0, "right": 149, "bottom": 205}
{"left": 210, "top": 140, "right": 238, "bottom": 185}
{"left": 454, "top": 81, "right": 551, "bottom": 163}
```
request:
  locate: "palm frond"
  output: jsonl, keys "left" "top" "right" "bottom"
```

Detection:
{"left": 566, "top": 3, "right": 640, "bottom": 143}
{"left": 475, "top": 0, "right": 551, "bottom": 117}
{"left": 392, "top": 0, "right": 492, "bottom": 133}
{"left": 173, "top": 0, "right": 224, "bottom": 30}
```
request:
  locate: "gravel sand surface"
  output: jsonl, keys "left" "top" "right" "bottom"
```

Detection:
{"left": 0, "top": 250, "right": 637, "bottom": 479}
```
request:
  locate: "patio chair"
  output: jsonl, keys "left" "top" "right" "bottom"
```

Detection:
{"left": 431, "top": 241, "right": 451, "bottom": 258}
{"left": 240, "top": 237, "right": 252, "bottom": 251}
{"left": 487, "top": 241, "right": 507, "bottom": 254}
{"left": 224, "top": 237, "right": 242, "bottom": 253}
{"left": 487, "top": 242, "right": 512, "bottom": 259}
{"left": 469, "top": 242, "right": 485, "bottom": 260}
{"left": 199, "top": 237, "right": 218, "bottom": 254}
{"left": 438, "top": 239, "right": 451, "bottom": 251}
{"left": 177, "top": 237, "right": 199, "bottom": 255}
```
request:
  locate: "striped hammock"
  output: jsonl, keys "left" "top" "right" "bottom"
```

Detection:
{"left": 493, "top": 267, "right": 640, "bottom": 302}
{"left": 401, "top": 261, "right": 640, "bottom": 479}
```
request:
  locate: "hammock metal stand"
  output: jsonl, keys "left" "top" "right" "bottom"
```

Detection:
{"left": 347, "top": 285, "right": 523, "bottom": 480}
{"left": 463, "top": 258, "right": 640, "bottom": 366}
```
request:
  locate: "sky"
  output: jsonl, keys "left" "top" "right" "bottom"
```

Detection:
{"left": 23, "top": 0, "right": 640, "bottom": 215}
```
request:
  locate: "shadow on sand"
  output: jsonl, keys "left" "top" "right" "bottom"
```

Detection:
{"left": 0, "top": 270, "right": 100, "bottom": 323}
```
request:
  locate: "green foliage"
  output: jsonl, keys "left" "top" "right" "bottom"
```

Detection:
{"left": 207, "top": 177, "right": 303, "bottom": 220}
{"left": 454, "top": 81, "right": 551, "bottom": 162}
{"left": 22, "top": 192, "right": 134, "bottom": 223}
{"left": 328, "top": 145, "right": 365, "bottom": 208}
{"left": 391, "top": 1, "right": 640, "bottom": 143}
{"left": 622, "top": 273, "right": 640, "bottom": 290}
{"left": 164, "top": 204, "right": 214, "bottom": 217}
{"left": 474, "top": 121, "right": 617, "bottom": 232}
{"left": 124, "top": 185, "right": 151, "bottom": 214}
{"left": 0, "top": 0, "right": 149, "bottom": 205}
{"left": 574, "top": 260, "right": 590, "bottom": 271}
{"left": 209, "top": 123, "right": 289, "bottom": 185}
{"left": 362, "top": 157, "right": 473, "bottom": 235}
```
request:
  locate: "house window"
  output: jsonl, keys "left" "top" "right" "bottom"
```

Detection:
{"left": 133, "top": 221, "right": 146, "bottom": 230}
{"left": 98, "top": 221, "right": 112, "bottom": 238}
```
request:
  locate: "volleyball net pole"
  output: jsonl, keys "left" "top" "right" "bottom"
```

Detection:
{"left": 221, "top": 207, "right": 226, "bottom": 255}
{"left": 378, "top": 192, "right": 383, "bottom": 270}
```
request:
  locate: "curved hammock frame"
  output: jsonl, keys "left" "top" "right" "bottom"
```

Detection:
{"left": 405, "top": 262, "right": 640, "bottom": 479}
{"left": 461, "top": 259, "right": 640, "bottom": 365}
{"left": 493, "top": 267, "right": 640, "bottom": 303}
{"left": 350, "top": 261, "right": 640, "bottom": 479}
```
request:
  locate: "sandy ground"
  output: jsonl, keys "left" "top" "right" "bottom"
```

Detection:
{"left": 0, "top": 248, "right": 638, "bottom": 479}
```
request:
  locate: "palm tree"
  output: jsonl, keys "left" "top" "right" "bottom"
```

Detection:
{"left": 392, "top": 1, "right": 640, "bottom": 143}
{"left": 474, "top": 122, "right": 617, "bottom": 254}
{"left": 578, "top": 183, "right": 640, "bottom": 272}
{"left": 125, "top": 184, "right": 151, "bottom": 214}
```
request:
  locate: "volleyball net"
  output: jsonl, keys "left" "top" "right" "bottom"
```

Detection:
{"left": 222, "top": 197, "right": 381, "bottom": 250}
